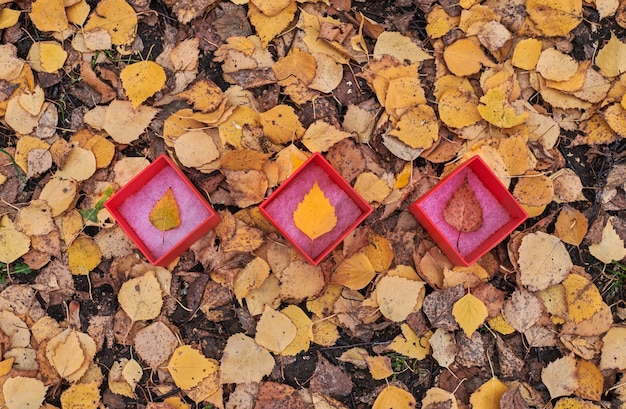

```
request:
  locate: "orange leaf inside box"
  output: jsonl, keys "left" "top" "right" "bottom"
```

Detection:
{"left": 105, "top": 154, "right": 221, "bottom": 266}
{"left": 409, "top": 156, "right": 528, "bottom": 266}
{"left": 260, "top": 153, "right": 372, "bottom": 265}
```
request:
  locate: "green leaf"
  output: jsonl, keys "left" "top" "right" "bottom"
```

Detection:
{"left": 80, "top": 187, "right": 113, "bottom": 222}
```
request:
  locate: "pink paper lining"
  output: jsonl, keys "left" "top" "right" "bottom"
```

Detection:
{"left": 118, "top": 166, "right": 210, "bottom": 259}
{"left": 264, "top": 162, "right": 364, "bottom": 260}
{"left": 418, "top": 168, "right": 512, "bottom": 257}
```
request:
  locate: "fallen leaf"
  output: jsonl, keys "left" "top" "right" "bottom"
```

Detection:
{"left": 60, "top": 382, "right": 100, "bottom": 409}
{"left": 174, "top": 130, "right": 220, "bottom": 168}
{"left": 68, "top": 236, "right": 102, "bottom": 275}
{"left": 575, "top": 359, "right": 603, "bottom": 401}
{"left": 109, "top": 358, "right": 143, "bottom": 398}
{"left": 29, "top": 0, "right": 68, "bottom": 32}
{"left": 588, "top": 217, "right": 626, "bottom": 264}
{"left": 478, "top": 88, "right": 528, "bottom": 128}
{"left": 120, "top": 61, "right": 167, "bottom": 108}
{"left": 234, "top": 256, "right": 270, "bottom": 303}
{"left": 599, "top": 327, "right": 626, "bottom": 370}
{"left": 469, "top": 377, "right": 508, "bottom": 409}
{"left": 167, "top": 345, "right": 219, "bottom": 390}
{"left": 554, "top": 397, "right": 602, "bottom": 409}
{"left": 376, "top": 275, "right": 426, "bottom": 322}
{"left": 248, "top": 1, "right": 297, "bottom": 47}
{"left": 443, "top": 37, "right": 495, "bottom": 77}
{"left": 46, "top": 328, "right": 96, "bottom": 382}
{"left": 604, "top": 103, "right": 626, "bottom": 138}
{"left": 55, "top": 145, "right": 97, "bottom": 182}
{"left": 563, "top": 273, "right": 603, "bottom": 323}
{"left": 388, "top": 324, "right": 432, "bottom": 360}
{"left": 293, "top": 181, "right": 337, "bottom": 240}
{"left": 372, "top": 385, "right": 416, "bottom": 409}
{"left": 518, "top": 232, "right": 573, "bottom": 291}
{"left": 149, "top": 188, "right": 182, "bottom": 232}
{"left": 438, "top": 89, "right": 482, "bottom": 129}
{"left": 134, "top": 321, "right": 178, "bottom": 371}
{"left": 388, "top": 105, "right": 439, "bottom": 150}
{"left": 594, "top": 33, "right": 626, "bottom": 78}
{"left": 338, "top": 347, "right": 369, "bottom": 369}
{"left": 452, "top": 292, "right": 488, "bottom": 338}
{"left": 422, "top": 387, "right": 458, "bottom": 409}
{"left": 301, "top": 120, "right": 351, "bottom": 153}
{"left": 27, "top": 41, "right": 67, "bottom": 73}
{"left": 501, "top": 289, "right": 542, "bottom": 333}
{"left": 309, "top": 354, "right": 354, "bottom": 397}
{"left": 366, "top": 356, "right": 394, "bottom": 380}
{"left": 429, "top": 328, "right": 457, "bottom": 368}
{"left": 118, "top": 270, "right": 163, "bottom": 321}
{"left": 280, "top": 305, "right": 313, "bottom": 356}
{"left": 2, "top": 376, "right": 48, "bottom": 409}
{"left": 525, "top": 0, "right": 582, "bottom": 37}
{"left": 443, "top": 176, "right": 483, "bottom": 234}
{"left": 279, "top": 260, "right": 326, "bottom": 303}
{"left": 255, "top": 306, "right": 297, "bottom": 354}
{"left": 259, "top": 104, "right": 306, "bottom": 145}
{"left": 83, "top": 0, "right": 137, "bottom": 46}
{"left": 536, "top": 48, "right": 579, "bottom": 81}
{"left": 541, "top": 355, "right": 579, "bottom": 399}
{"left": 102, "top": 100, "right": 158, "bottom": 145}
{"left": 14, "top": 199, "right": 54, "bottom": 236}
{"left": 220, "top": 333, "right": 275, "bottom": 384}
{"left": 353, "top": 172, "right": 391, "bottom": 204}
{"left": 373, "top": 31, "right": 432, "bottom": 64}
{"left": 331, "top": 252, "right": 376, "bottom": 290}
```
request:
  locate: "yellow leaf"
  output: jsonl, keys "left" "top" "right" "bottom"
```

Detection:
{"left": 0, "top": 358, "right": 14, "bottom": 376}
{"left": 518, "top": 232, "right": 572, "bottom": 291}
{"left": 487, "top": 315, "right": 516, "bottom": 335}
{"left": 167, "top": 345, "right": 219, "bottom": 390}
{"left": 103, "top": 100, "right": 158, "bottom": 144}
{"left": 597, "top": 34, "right": 626, "bottom": 77}
{"left": 118, "top": 271, "right": 163, "bottom": 321}
{"left": 234, "top": 257, "right": 270, "bottom": 303}
{"left": 361, "top": 233, "right": 394, "bottom": 272}
{"left": 311, "top": 315, "right": 341, "bottom": 346}
{"left": 293, "top": 181, "right": 337, "bottom": 240}
{"left": 60, "top": 382, "right": 100, "bottom": 409}
{"left": 255, "top": 306, "right": 297, "bottom": 354}
{"left": 83, "top": 0, "right": 137, "bottom": 46}
{"left": 179, "top": 78, "right": 224, "bottom": 113}
{"left": 536, "top": 48, "right": 579, "bottom": 81}
{"left": 0, "top": 9, "right": 21, "bottom": 29}
{"left": 563, "top": 273, "right": 603, "bottom": 323}
{"left": 542, "top": 355, "right": 579, "bottom": 398}
{"left": 376, "top": 275, "right": 426, "bottom": 322}
{"left": 66, "top": 0, "right": 90, "bottom": 26}
{"left": 366, "top": 356, "right": 394, "bottom": 380}
{"left": 469, "top": 377, "right": 508, "bottom": 409}
{"left": 443, "top": 37, "right": 495, "bottom": 77}
{"left": 554, "top": 397, "right": 602, "bottom": 409}
{"left": 452, "top": 293, "right": 488, "bottom": 338}
{"left": 219, "top": 105, "right": 260, "bottom": 149}
{"left": 273, "top": 47, "right": 316, "bottom": 86}
{"left": 389, "top": 324, "right": 432, "bottom": 360}
{"left": 394, "top": 162, "right": 412, "bottom": 189}
{"left": 27, "top": 41, "right": 67, "bottom": 73}
{"left": 302, "top": 120, "right": 352, "bottom": 153}
{"left": 221, "top": 333, "right": 275, "bottom": 384}
{"left": 511, "top": 38, "right": 543, "bottom": 70}
{"left": 426, "top": 6, "right": 459, "bottom": 39}
{"left": 478, "top": 88, "right": 528, "bottom": 128}
{"left": 575, "top": 359, "right": 603, "bottom": 401}
{"left": 174, "top": 130, "right": 220, "bottom": 169}
{"left": 281, "top": 305, "right": 313, "bottom": 356}
{"left": 3, "top": 377, "right": 47, "bottom": 409}
{"left": 579, "top": 114, "right": 619, "bottom": 146}
{"left": 309, "top": 53, "right": 344, "bottom": 93}
{"left": 120, "top": 61, "right": 166, "bottom": 108}
{"left": 525, "top": 0, "right": 582, "bottom": 37}
{"left": 68, "top": 236, "right": 102, "bottom": 276}
{"left": 250, "top": 0, "right": 291, "bottom": 16}
{"left": 259, "top": 104, "right": 306, "bottom": 144}
{"left": 422, "top": 387, "right": 458, "bottom": 409}
{"left": 388, "top": 105, "right": 439, "bottom": 150}
{"left": 434, "top": 75, "right": 474, "bottom": 101}
{"left": 498, "top": 134, "right": 537, "bottom": 176}
{"left": 353, "top": 172, "right": 391, "bottom": 204}
{"left": 0, "top": 215, "right": 31, "bottom": 264}
{"left": 372, "top": 385, "right": 416, "bottom": 409}
{"left": 56, "top": 145, "right": 97, "bottom": 181}
{"left": 604, "top": 102, "right": 626, "bottom": 138}
{"left": 248, "top": 1, "right": 297, "bottom": 47}
{"left": 29, "top": 0, "right": 68, "bottom": 32}
{"left": 589, "top": 217, "right": 626, "bottom": 264}
{"left": 331, "top": 252, "right": 376, "bottom": 290}
{"left": 373, "top": 31, "right": 432, "bottom": 64}
{"left": 149, "top": 188, "right": 182, "bottom": 232}
{"left": 438, "top": 89, "right": 482, "bottom": 129}
{"left": 49, "top": 329, "right": 85, "bottom": 378}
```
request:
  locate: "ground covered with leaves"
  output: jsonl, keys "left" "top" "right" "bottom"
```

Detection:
{"left": 1, "top": 0, "right": 626, "bottom": 408}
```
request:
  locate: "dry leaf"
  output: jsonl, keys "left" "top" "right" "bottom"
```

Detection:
{"left": 469, "top": 377, "right": 508, "bottom": 409}
{"left": 29, "top": 0, "right": 67, "bottom": 32}
{"left": 372, "top": 385, "right": 416, "bottom": 409}
{"left": 259, "top": 104, "right": 306, "bottom": 145}
{"left": 149, "top": 188, "right": 182, "bottom": 232}
{"left": 429, "top": 328, "right": 457, "bottom": 368}
{"left": 118, "top": 271, "right": 163, "bottom": 321}
{"left": 501, "top": 289, "right": 542, "bottom": 333}
{"left": 2, "top": 376, "right": 48, "bottom": 409}
{"left": 68, "top": 236, "right": 102, "bottom": 275}
{"left": 255, "top": 306, "right": 297, "bottom": 354}
{"left": 388, "top": 324, "right": 431, "bottom": 360}
{"left": 60, "top": 382, "right": 100, "bottom": 409}
{"left": 83, "top": 0, "right": 137, "bottom": 46}
{"left": 563, "top": 273, "right": 603, "bottom": 324}
{"left": 518, "top": 232, "right": 573, "bottom": 291}
{"left": 594, "top": 33, "right": 626, "bottom": 78}
{"left": 174, "top": 130, "right": 220, "bottom": 168}
{"left": 443, "top": 37, "right": 495, "bottom": 76}
{"left": 575, "top": 359, "right": 603, "bottom": 401}
{"left": 376, "top": 275, "right": 426, "bottom": 322}
{"left": 331, "top": 252, "right": 376, "bottom": 290}
{"left": 554, "top": 397, "right": 602, "bottom": 409}
{"left": 293, "top": 181, "right": 337, "bottom": 240}
{"left": 134, "top": 321, "right": 178, "bottom": 371}
{"left": 280, "top": 305, "right": 313, "bottom": 356}
{"left": 366, "top": 356, "right": 394, "bottom": 380}
{"left": 120, "top": 61, "right": 167, "bottom": 108}
{"left": 388, "top": 105, "right": 439, "bottom": 150}
{"left": 478, "top": 88, "right": 528, "bottom": 128}
{"left": 301, "top": 120, "right": 351, "bottom": 153}
{"left": 541, "top": 355, "right": 579, "bottom": 399}
{"left": 452, "top": 292, "right": 488, "bottom": 338}
{"left": 234, "top": 257, "right": 270, "bottom": 303}
{"left": 525, "top": 0, "right": 582, "bottom": 37}
{"left": 536, "top": 48, "right": 579, "bottom": 81}
{"left": 55, "top": 146, "right": 97, "bottom": 182}
{"left": 600, "top": 327, "right": 626, "bottom": 370}
{"left": 27, "top": 41, "right": 67, "bottom": 73}
{"left": 373, "top": 31, "right": 432, "bottom": 64}
{"left": 353, "top": 172, "right": 391, "bottom": 204}
{"left": 438, "top": 89, "right": 482, "bottom": 129}
{"left": 0, "top": 215, "right": 31, "bottom": 264}
{"left": 248, "top": 1, "right": 297, "bottom": 47}
{"left": 443, "top": 176, "right": 483, "bottom": 234}
{"left": 220, "top": 333, "right": 275, "bottom": 384}
{"left": 588, "top": 217, "right": 626, "bottom": 263}
{"left": 102, "top": 100, "right": 158, "bottom": 145}
{"left": 167, "top": 345, "right": 219, "bottom": 390}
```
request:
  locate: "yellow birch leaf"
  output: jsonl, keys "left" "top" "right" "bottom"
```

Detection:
{"left": 118, "top": 270, "right": 163, "bottom": 321}
{"left": 536, "top": 48, "right": 579, "bottom": 81}
{"left": 309, "top": 53, "right": 344, "bottom": 93}
{"left": 452, "top": 293, "right": 488, "bottom": 338}
{"left": 250, "top": 0, "right": 291, "bottom": 16}
{"left": 0, "top": 9, "right": 21, "bottom": 29}
{"left": 498, "top": 135, "right": 537, "bottom": 176}
{"left": 293, "top": 181, "right": 337, "bottom": 240}
{"left": 594, "top": 33, "right": 626, "bottom": 77}
{"left": 511, "top": 38, "right": 543, "bottom": 70}
{"left": 174, "top": 130, "right": 220, "bottom": 169}
{"left": 255, "top": 306, "right": 297, "bottom": 354}
{"left": 167, "top": 345, "right": 219, "bottom": 390}
{"left": 272, "top": 47, "right": 316, "bottom": 85}
{"left": 354, "top": 172, "right": 391, "bottom": 204}
{"left": 373, "top": 31, "right": 432, "bottom": 64}
{"left": 0, "top": 358, "right": 14, "bottom": 376}
{"left": 234, "top": 257, "right": 270, "bottom": 303}
{"left": 60, "top": 382, "right": 100, "bottom": 409}
{"left": 259, "top": 104, "right": 306, "bottom": 144}
{"left": 525, "top": 0, "right": 582, "bottom": 37}
{"left": 575, "top": 359, "right": 603, "bottom": 401}
{"left": 68, "top": 236, "right": 102, "bottom": 275}
{"left": 518, "top": 232, "right": 572, "bottom": 291}
{"left": 248, "top": 1, "right": 297, "bottom": 47}
{"left": 394, "top": 163, "right": 412, "bottom": 189}
{"left": 542, "top": 355, "right": 579, "bottom": 398}
{"left": 103, "top": 100, "right": 158, "bottom": 144}
{"left": 469, "top": 377, "right": 508, "bottom": 409}
{"left": 331, "top": 252, "right": 376, "bottom": 290}
{"left": 443, "top": 37, "right": 495, "bottom": 76}
{"left": 281, "top": 305, "right": 313, "bottom": 356}
{"left": 388, "top": 105, "right": 439, "bottom": 150}
{"left": 179, "top": 79, "right": 223, "bottom": 113}
{"left": 361, "top": 233, "right": 394, "bottom": 272}
{"left": 376, "top": 275, "right": 426, "bottom": 322}
{"left": 434, "top": 75, "right": 474, "bottom": 101}
{"left": 478, "top": 88, "right": 528, "bottom": 128}
{"left": 554, "top": 397, "right": 602, "bottom": 409}
{"left": 0, "top": 215, "right": 31, "bottom": 264}
{"left": 438, "top": 89, "right": 482, "bottom": 129}
{"left": 49, "top": 329, "right": 85, "bottom": 378}
{"left": 56, "top": 145, "right": 97, "bottom": 181}
{"left": 422, "top": 387, "right": 458, "bottom": 409}
{"left": 487, "top": 315, "right": 516, "bottom": 335}
{"left": 149, "top": 188, "right": 182, "bottom": 232}
{"left": 600, "top": 327, "right": 626, "bottom": 370}
{"left": 578, "top": 114, "right": 619, "bottom": 145}
{"left": 389, "top": 324, "right": 432, "bottom": 360}
{"left": 604, "top": 103, "right": 626, "bottom": 138}
{"left": 588, "top": 217, "right": 626, "bottom": 264}
{"left": 366, "top": 356, "right": 394, "bottom": 380}
{"left": 29, "top": 0, "right": 68, "bottom": 32}
{"left": 372, "top": 385, "right": 416, "bottom": 409}
{"left": 221, "top": 334, "right": 275, "bottom": 384}
{"left": 83, "top": 0, "right": 137, "bottom": 46}
{"left": 426, "top": 6, "right": 459, "bottom": 39}
{"left": 311, "top": 314, "right": 341, "bottom": 346}
{"left": 3, "top": 377, "right": 48, "bottom": 409}
{"left": 67, "top": 0, "right": 90, "bottom": 26}
{"left": 219, "top": 105, "right": 260, "bottom": 149}
{"left": 120, "top": 61, "right": 166, "bottom": 108}
{"left": 563, "top": 273, "right": 603, "bottom": 323}
{"left": 302, "top": 120, "right": 352, "bottom": 153}
{"left": 27, "top": 41, "right": 67, "bottom": 73}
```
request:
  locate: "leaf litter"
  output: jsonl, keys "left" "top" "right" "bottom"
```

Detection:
{"left": 0, "top": 0, "right": 625, "bottom": 408}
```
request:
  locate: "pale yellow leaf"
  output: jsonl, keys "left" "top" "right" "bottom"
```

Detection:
{"left": 376, "top": 275, "right": 426, "bottom": 322}
{"left": 353, "top": 172, "right": 391, "bottom": 204}
{"left": 331, "top": 252, "right": 376, "bottom": 290}
{"left": 422, "top": 387, "right": 458, "bottom": 409}
{"left": 477, "top": 88, "right": 528, "bottom": 128}
{"left": 255, "top": 306, "right": 297, "bottom": 354}
{"left": 220, "top": 333, "right": 275, "bottom": 384}
{"left": 60, "top": 382, "right": 100, "bottom": 409}
{"left": 0, "top": 215, "right": 30, "bottom": 264}
{"left": 554, "top": 397, "right": 602, "bottom": 409}
{"left": 234, "top": 257, "right": 270, "bottom": 302}
{"left": 14, "top": 199, "right": 54, "bottom": 236}
{"left": 588, "top": 217, "right": 626, "bottom": 264}
{"left": 281, "top": 305, "right": 313, "bottom": 356}
{"left": 452, "top": 293, "right": 488, "bottom": 338}
{"left": 372, "top": 385, "right": 416, "bottom": 409}
{"left": 248, "top": 1, "right": 296, "bottom": 46}
{"left": 518, "top": 232, "right": 573, "bottom": 291}
{"left": 525, "top": 0, "right": 582, "bottom": 37}
{"left": 302, "top": 120, "right": 351, "bottom": 152}
{"left": 600, "top": 327, "right": 626, "bottom": 370}
{"left": 373, "top": 31, "right": 432, "bottom": 64}
{"left": 56, "top": 145, "right": 97, "bottom": 181}
{"left": 0, "top": 310, "right": 30, "bottom": 348}
{"left": 366, "top": 356, "right": 394, "bottom": 380}
{"left": 118, "top": 270, "right": 163, "bottom": 321}
{"left": 389, "top": 324, "right": 432, "bottom": 360}
{"left": 27, "top": 41, "right": 68, "bottom": 73}
{"left": 3, "top": 377, "right": 48, "bottom": 409}
{"left": 167, "top": 345, "right": 219, "bottom": 390}
{"left": 174, "top": 130, "right": 220, "bottom": 168}
{"left": 536, "top": 48, "right": 579, "bottom": 81}
{"left": 429, "top": 328, "right": 457, "bottom": 367}
{"left": 595, "top": 33, "right": 626, "bottom": 77}
{"left": 0, "top": 9, "right": 21, "bottom": 29}
{"left": 469, "top": 377, "right": 508, "bottom": 409}
{"left": 541, "top": 355, "right": 579, "bottom": 398}
{"left": 103, "top": 100, "right": 158, "bottom": 144}
{"left": 293, "top": 181, "right": 337, "bottom": 240}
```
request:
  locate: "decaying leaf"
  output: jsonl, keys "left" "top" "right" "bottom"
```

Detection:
{"left": 120, "top": 61, "right": 167, "bottom": 108}
{"left": 372, "top": 385, "right": 416, "bottom": 409}
{"left": 541, "top": 355, "right": 579, "bottom": 399}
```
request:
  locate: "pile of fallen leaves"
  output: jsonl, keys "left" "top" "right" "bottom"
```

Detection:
{"left": 1, "top": 0, "right": 626, "bottom": 407}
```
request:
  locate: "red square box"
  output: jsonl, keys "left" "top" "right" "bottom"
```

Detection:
{"left": 105, "top": 154, "right": 221, "bottom": 266}
{"left": 408, "top": 156, "right": 527, "bottom": 266}
{"left": 260, "top": 152, "right": 372, "bottom": 265}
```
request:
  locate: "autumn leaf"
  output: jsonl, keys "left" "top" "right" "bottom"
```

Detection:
{"left": 120, "top": 61, "right": 166, "bottom": 108}
{"left": 3, "top": 377, "right": 48, "bottom": 409}
{"left": 372, "top": 385, "right": 416, "bottom": 409}
{"left": 452, "top": 293, "right": 488, "bottom": 338}
{"left": 167, "top": 345, "right": 219, "bottom": 390}
{"left": 118, "top": 271, "right": 163, "bottom": 321}
{"left": 293, "top": 181, "right": 337, "bottom": 240}
{"left": 149, "top": 188, "right": 182, "bottom": 232}
{"left": 443, "top": 176, "right": 483, "bottom": 233}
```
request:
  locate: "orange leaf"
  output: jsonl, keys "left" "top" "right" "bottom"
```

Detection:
{"left": 293, "top": 181, "right": 337, "bottom": 240}
{"left": 149, "top": 188, "right": 182, "bottom": 231}
{"left": 443, "top": 176, "right": 483, "bottom": 233}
